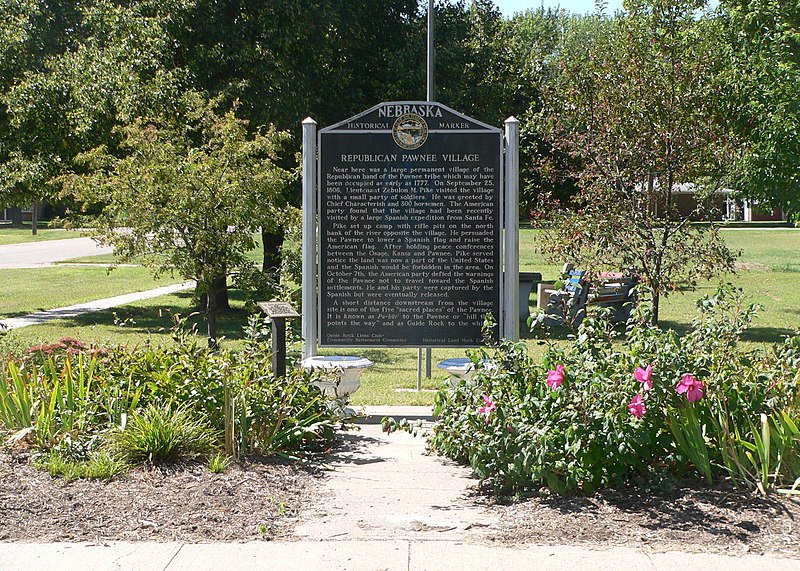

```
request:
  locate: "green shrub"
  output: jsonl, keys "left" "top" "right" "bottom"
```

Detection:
{"left": 431, "top": 286, "right": 800, "bottom": 496}
{"left": 208, "top": 451, "right": 232, "bottom": 473}
{"left": 102, "top": 318, "right": 338, "bottom": 458}
{"left": 35, "top": 449, "right": 128, "bottom": 481}
{"left": 114, "top": 402, "right": 219, "bottom": 465}
{"left": 2, "top": 316, "right": 340, "bottom": 467}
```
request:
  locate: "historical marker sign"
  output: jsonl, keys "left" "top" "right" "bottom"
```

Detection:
{"left": 318, "top": 101, "right": 502, "bottom": 347}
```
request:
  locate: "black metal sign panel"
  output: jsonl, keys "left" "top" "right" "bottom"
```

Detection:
{"left": 318, "top": 101, "right": 502, "bottom": 347}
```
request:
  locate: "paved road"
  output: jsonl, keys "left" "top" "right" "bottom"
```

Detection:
{"left": 0, "top": 237, "right": 113, "bottom": 268}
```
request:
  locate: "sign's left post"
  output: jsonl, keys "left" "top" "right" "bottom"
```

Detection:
{"left": 302, "top": 117, "right": 318, "bottom": 359}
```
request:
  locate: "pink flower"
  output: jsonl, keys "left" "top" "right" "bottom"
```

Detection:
{"left": 676, "top": 373, "right": 704, "bottom": 402}
{"left": 546, "top": 364, "right": 565, "bottom": 390}
{"left": 478, "top": 395, "right": 496, "bottom": 423}
{"left": 634, "top": 364, "right": 653, "bottom": 391}
{"left": 628, "top": 394, "right": 646, "bottom": 418}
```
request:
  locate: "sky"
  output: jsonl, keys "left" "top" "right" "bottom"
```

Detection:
{"left": 491, "top": 0, "right": 625, "bottom": 16}
{"left": 490, "top": 0, "right": 719, "bottom": 16}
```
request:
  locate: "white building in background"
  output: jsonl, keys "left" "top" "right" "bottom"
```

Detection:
{"left": 649, "top": 182, "right": 785, "bottom": 222}
{"left": 1, "top": 204, "right": 41, "bottom": 224}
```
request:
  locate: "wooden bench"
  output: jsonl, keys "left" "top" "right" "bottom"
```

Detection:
{"left": 587, "top": 272, "right": 638, "bottom": 322}
{"left": 542, "top": 269, "right": 638, "bottom": 326}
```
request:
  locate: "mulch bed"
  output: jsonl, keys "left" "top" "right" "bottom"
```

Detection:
{"left": 2, "top": 443, "right": 799, "bottom": 559}
{"left": 484, "top": 483, "right": 800, "bottom": 558}
{"left": 0, "top": 451, "right": 321, "bottom": 543}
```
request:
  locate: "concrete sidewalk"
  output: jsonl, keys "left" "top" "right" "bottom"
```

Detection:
{"left": 294, "top": 410, "right": 496, "bottom": 543}
{"left": 1, "top": 408, "right": 797, "bottom": 570}
{"left": 0, "top": 282, "right": 195, "bottom": 330}
{"left": 1, "top": 540, "right": 795, "bottom": 571}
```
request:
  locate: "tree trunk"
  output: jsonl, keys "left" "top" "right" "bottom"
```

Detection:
{"left": 198, "top": 272, "right": 229, "bottom": 311}
{"left": 31, "top": 200, "right": 40, "bottom": 236}
{"left": 10, "top": 207, "right": 22, "bottom": 227}
{"left": 650, "top": 287, "right": 660, "bottom": 326}
{"left": 206, "top": 279, "right": 219, "bottom": 351}
{"left": 261, "top": 227, "right": 284, "bottom": 276}
{"left": 213, "top": 272, "right": 230, "bottom": 310}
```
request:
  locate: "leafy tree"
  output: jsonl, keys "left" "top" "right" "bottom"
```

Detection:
{"left": 536, "top": 0, "right": 738, "bottom": 324}
{"left": 0, "top": 0, "right": 188, "bottom": 233}
{"left": 63, "top": 94, "right": 293, "bottom": 348}
{"left": 508, "top": 7, "right": 587, "bottom": 213}
{"left": 172, "top": 0, "right": 422, "bottom": 274}
{"left": 720, "top": 0, "right": 800, "bottom": 221}
{"left": 0, "top": 0, "right": 83, "bottom": 229}
{"left": 176, "top": 0, "right": 421, "bottom": 131}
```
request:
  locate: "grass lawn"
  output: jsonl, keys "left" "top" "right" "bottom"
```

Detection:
{"left": 1, "top": 227, "right": 798, "bottom": 406}
{"left": 0, "top": 266, "right": 180, "bottom": 318}
{"left": 0, "top": 228, "right": 81, "bottom": 245}
{"left": 355, "top": 227, "right": 800, "bottom": 404}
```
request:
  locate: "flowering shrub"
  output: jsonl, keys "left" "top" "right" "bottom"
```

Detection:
{"left": 676, "top": 374, "right": 703, "bottom": 402}
{"left": 478, "top": 396, "right": 496, "bottom": 423}
{"left": 24, "top": 338, "right": 109, "bottom": 363}
{"left": 431, "top": 286, "right": 800, "bottom": 496}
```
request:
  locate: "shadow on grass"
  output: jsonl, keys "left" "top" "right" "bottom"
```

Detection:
{"left": 740, "top": 326, "right": 798, "bottom": 343}
{"left": 521, "top": 324, "right": 578, "bottom": 341}
{"left": 2, "top": 310, "right": 32, "bottom": 318}
{"left": 655, "top": 320, "right": 692, "bottom": 337}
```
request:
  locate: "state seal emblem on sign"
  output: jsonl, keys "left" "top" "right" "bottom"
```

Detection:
{"left": 392, "top": 113, "right": 428, "bottom": 150}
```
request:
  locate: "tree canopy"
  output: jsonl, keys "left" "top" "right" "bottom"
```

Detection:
{"left": 535, "top": 0, "right": 739, "bottom": 323}
{"left": 720, "top": 0, "right": 800, "bottom": 220}
{"left": 63, "top": 94, "right": 292, "bottom": 347}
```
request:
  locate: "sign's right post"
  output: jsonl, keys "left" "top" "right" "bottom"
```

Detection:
{"left": 504, "top": 117, "right": 520, "bottom": 341}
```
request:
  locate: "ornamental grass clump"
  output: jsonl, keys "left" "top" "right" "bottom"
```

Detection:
{"left": 114, "top": 402, "right": 219, "bottom": 465}
{"left": 431, "top": 285, "right": 800, "bottom": 496}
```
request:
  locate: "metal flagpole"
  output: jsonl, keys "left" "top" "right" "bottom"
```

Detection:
{"left": 427, "top": 0, "right": 434, "bottom": 102}
{"left": 504, "top": 117, "right": 520, "bottom": 341}
{"left": 418, "top": 0, "right": 435, "bottom": 389}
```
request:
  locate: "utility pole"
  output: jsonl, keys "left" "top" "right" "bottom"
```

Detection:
{"left": 418, "top": 0, "right": 435, "bottom": 389}
{"left": 427, "top": 0, "right": 434, "bottom": 101}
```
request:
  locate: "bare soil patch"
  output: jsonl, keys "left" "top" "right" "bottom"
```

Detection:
{"left": 0, "top": 451, "right": 321, "bottom": 543}
{"left": 484, "top": 484, "right": 800, "bottom": 558}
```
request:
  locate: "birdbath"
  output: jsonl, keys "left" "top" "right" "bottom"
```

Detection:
{"left": 437, "top": 357, "right": 477, "bottom": 386}
{"left": 301, "top": 355, "right": 374, "bottom": 400}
